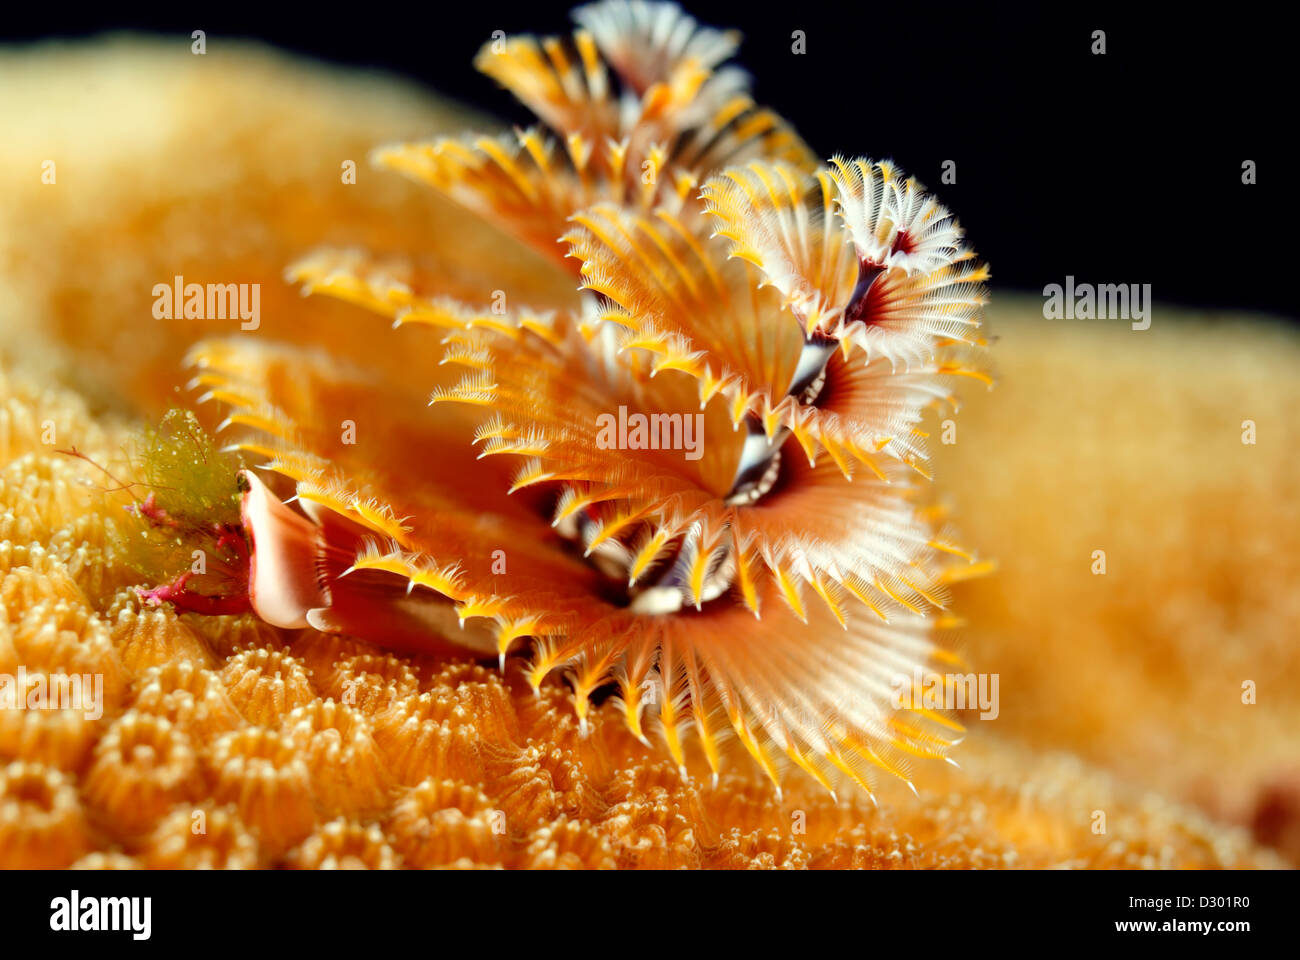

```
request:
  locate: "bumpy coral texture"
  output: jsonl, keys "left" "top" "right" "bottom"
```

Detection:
{"left": 0, "top": 365, "right": 1278, "bottom": 867}
{"left": 1, "top": 17, "right": 1295, "bottom": 868}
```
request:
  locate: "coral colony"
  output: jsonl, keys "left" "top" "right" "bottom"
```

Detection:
{"left": 135, "top": 0, "right": 991, "bottom": 799}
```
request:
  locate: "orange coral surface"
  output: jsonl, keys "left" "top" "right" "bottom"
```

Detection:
{"left": 0, "top": 324, "right": 1288, "bottom": 869}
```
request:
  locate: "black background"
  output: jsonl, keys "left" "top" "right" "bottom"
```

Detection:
{"left": 2, "top": 1, "right": 1289, "bottom": 316}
